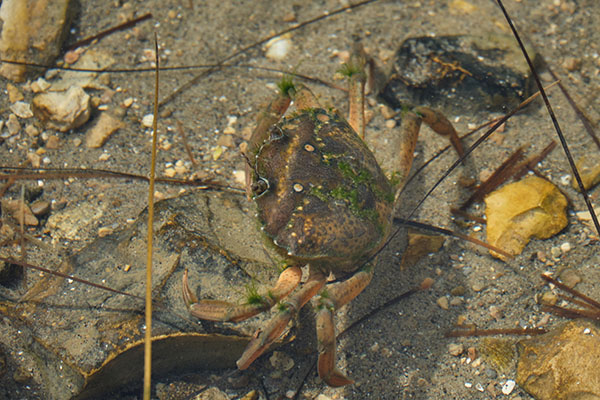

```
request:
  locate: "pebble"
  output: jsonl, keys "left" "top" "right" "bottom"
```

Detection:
{"left": 380, "top": 105, "right": 395, "bottom": 119}
{"left": 550, "top": 246, "right": 561, "bottom": 259}
{"left": 489, "top": 305, "right": 503, "bottom": 320}
{"left": 562, "top": 56, "right": 581, "bottom": 71}
{"left": 437, "top": 296, "right": 449, "bottom": 310}
{"left": 27, "top": 152, "right": 41, "bottom": 168}
{"left": 450, "top": 285, "right": 465, "bottom": 296}
{"left": 216, "top": 134, "right": 235, "bottom": 148}
{"left": 85, "top": 112, "right": 125, "bottom": 148}
{"left": 32, "top": 86, "right": 91, "bottom": 132}
{"left": 471, "top": 282, "right": 485, "bottom": 292}
{"left": 385, "top": 119, "right": 396, "bottom": 129}
{"left": 122, "top": 97, "right": 134, "bottom": 108}
{"left": 539, "top": 291, "right": 558, "bottom": 306}
{"left": 560, "top": 174, "right": 572, "bottom": 186}
{"left": 164, "top": 167, "right": 176, "bottom": 178}
{"left": 448, "top": 343, "right": 464, "bottom": 356}
{"left": 502, "top": 379, "right": 516, "bottom": 395}
{"left": 6, "top": 83, "right": 24, "bottom": 102}
{"left": 30, "top": 200, "right": 50, "bottom": 217}
{"left": 484, "top": 367, "right": 497, "bottom": 379}
{"left": 63, "top": 50, "right": 80, "bottom": 64}
{"left": 6, "top": 113, "right": 20, "bottom": 134}
{"left": 45, "top": 135, "right": 60, "bottom": 149}
{"left": 212, "top": 146, "right": 224, "bottom": 161}
{"left": 449, "top": 297, "right": 463, "bottom": 306}
{"left": 223, "top": 125, "right": 236, "bottom": 135}
{"left": 31, "top": 77, "right": 51, "bottom": 93}
{"left": 282, "top": 12, "right": 296, "bottom": 22}
{"left": 467, "top": 347, "right": 477, "bottom": 360}
{"left": 559, "top": 268, "right": 581, "bottom": 288}
{"left": 141, "top": 114, "right": 154, "bottom": 128}
{"left": 25, "top": 124, "right": 39, "bottom": 137}
{"left": 174, "top": 164, "right": 187, "bottom": 175}
{"left": 560, "top": 242, "right": 571, "bottom": 253}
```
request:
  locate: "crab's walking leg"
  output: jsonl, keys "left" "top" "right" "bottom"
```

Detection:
{"left": 392, "top": 106, "right": 464, "bottom": 194}
{"left": 182, "top": 265, "right": 302, "bottom": 323}
{"left": 346, "top": 46, "right": 367, "bottom": 139}
{"left": 413, "top": 106, "right": 465, "bottom": 158}
{"left": 237, "top": 269, "right": 327, "bottom": 370}
{"left": 316, "top": 266, "right": 374, "bottom": 387}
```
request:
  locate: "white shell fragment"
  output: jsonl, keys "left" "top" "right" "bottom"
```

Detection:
{"left": 264, "top": 35, "right": 293, "bottom": 60}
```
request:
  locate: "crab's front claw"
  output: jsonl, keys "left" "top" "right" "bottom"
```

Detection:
{"left": 236, "top": 306, "right": 293, "bottom": 370}
{"left": 182, "top": 266, "right": 303, "bottom": 322}
{"left": 182, "top": 269, "right": 242, "bottom": 321}
{"left": 316, "top": 306, "right": 354, "bottom": 387}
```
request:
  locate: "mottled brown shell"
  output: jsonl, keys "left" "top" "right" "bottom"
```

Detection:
{"left": 251, "top": 108, "right": 394, "bottom": 272}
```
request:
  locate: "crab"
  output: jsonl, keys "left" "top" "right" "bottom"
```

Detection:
{"left": 182, "top": 49, "right": 464, "bottom": 386}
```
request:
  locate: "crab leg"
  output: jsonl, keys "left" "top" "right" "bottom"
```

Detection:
{"left": 391, "top": 105, "right": 465, "bottom": 195}
{"left": 347, "top": 42, "right": 368, "bottom": 139}
{"left": 316, "top": 266, "right": 374, "bottom": 386}
{"left": 237, "top": 268, "right": 327, "bottom": 370}
{"left": 182, "top": 265, "right": 302, "bottom": 323}
{"left": 413, "top": 106, "right": 465, "bottom": 158}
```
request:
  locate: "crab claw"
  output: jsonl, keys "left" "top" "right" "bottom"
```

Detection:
{"left": 316, "top": 306, "right": 354, "bottom": 387}
{"left": 182, "top": 267, "right": 303, "bottom": 322}
{"left": 182, "top": 269, "right": 239, "bottom": 321}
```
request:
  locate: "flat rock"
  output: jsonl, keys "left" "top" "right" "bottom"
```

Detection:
{"left": 485, "top": 176, "right": 568, "bottom": 260}
{"left": 517, "top": 319, "right": 600, "bottom": 400}
{"left": 378, "top": 34, "right": 537, "bottom": 113}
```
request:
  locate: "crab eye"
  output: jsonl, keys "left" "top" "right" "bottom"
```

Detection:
{"left": 251, "top": 177, "right": 269, "bottom": 197}
{"left": 268, "top": 125, "right": 285, "bottom": 141}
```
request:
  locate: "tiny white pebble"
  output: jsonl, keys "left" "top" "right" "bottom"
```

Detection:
{"left": 502, "top": 379, "right": 516, "bottom": 395}
{"left": 141, "top": 114, "right": 154, "bottom": 128}
{"left": 584, "top": 328, "right": 591, "bottom": 334}
{"left": 475, "top": 383, "right": 484, "bottom": 392}
{"left": 560, "top": 174, "right": 572, "bottom": 186}
{"left": 464, "top": 382, "right": 472, "bottom": 388}
{"left": 560, "top": 242, "right": 571, "bottom": 253}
